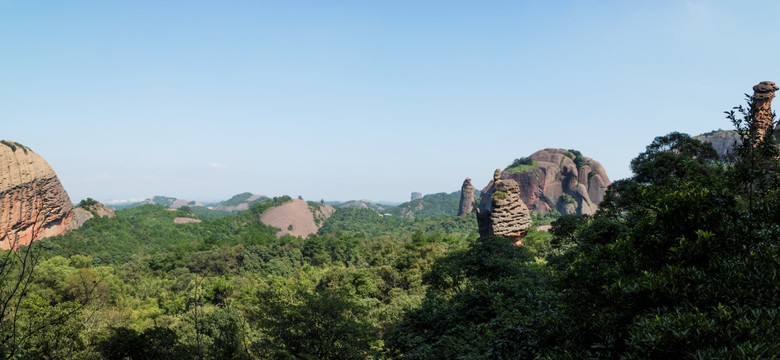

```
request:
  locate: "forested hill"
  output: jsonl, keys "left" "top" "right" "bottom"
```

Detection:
{"left": 10, "top": 193, "right": 497, "bottom": 358}
{"left": 3, "top": 101, "right": 780, "bottom": 358}
{"left": 384, "top": 191, "right": 477, "bottom": 218}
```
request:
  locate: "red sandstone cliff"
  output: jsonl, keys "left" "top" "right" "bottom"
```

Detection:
{"left": 0, "top": 141, "right": 78, "bottom": 249}
{"left": 500, "top": 149, "right": 611, "bottom": 216}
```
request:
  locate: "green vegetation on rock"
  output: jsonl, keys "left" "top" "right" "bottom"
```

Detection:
{"left": 505, "top": 156, "right": 538, "bottom": 173}
{"left": 0, "top": 140, "right": 29, "bottom": 154}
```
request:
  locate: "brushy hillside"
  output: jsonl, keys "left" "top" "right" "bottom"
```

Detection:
{"left": 385, "top": 191, "right": 470, "bottom": 218}
{"left": 3, "top": 98, "right": 778, "bottom": 359}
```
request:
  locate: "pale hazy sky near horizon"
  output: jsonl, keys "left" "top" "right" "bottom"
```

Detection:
{"left": 2, "top": 1, "right": 779, "bottom": 203}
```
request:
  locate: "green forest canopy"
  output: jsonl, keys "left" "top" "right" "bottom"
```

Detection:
{"left": 1, "top": 99, "right": 779, "bottom": 359}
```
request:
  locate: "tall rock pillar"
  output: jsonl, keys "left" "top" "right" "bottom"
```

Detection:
{"left": 457, "top": 178, "right": 476, "bottom": 215}
{"left": 751, "top": 81, "right": 779, "bottom": 141}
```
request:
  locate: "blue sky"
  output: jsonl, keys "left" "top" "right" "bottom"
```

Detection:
{"left": 2, "top": 1, "right": 779, "bottom": 203}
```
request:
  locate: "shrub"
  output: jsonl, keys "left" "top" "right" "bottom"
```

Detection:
{"left": 506, "top": 157, "right": 538, "bottom": 174}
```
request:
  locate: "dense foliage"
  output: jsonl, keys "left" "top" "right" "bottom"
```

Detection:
{"left": 1, "top": 97, "right": 779, "bottom": 358}
{"left": 386, "top": 98, "right": 780, "bottom": 358}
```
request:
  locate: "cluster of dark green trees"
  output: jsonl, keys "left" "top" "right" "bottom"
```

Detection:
{"left": 386, "top": 99, "right": 780, "bottom": 358}
{"left": 1, "top": 97, "right": 779, "bottom": 358}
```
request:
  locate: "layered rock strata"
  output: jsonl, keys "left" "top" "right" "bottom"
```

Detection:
{"left": 477, "top": 169, "right": 532, "bottom": 244}
{"left": 0, "top": 141, "right": 74, "bottom": 250}
{"left": 457, "top": 177, "right": 476, "bottom": 215}
{"left": 751, "top": 81, "right": 779, "bottom": 141}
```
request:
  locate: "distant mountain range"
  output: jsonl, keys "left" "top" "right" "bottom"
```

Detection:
{"left": 103, "top": 190, "right": 470, "bottom": 220}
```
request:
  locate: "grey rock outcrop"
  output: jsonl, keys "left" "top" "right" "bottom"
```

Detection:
{"left": 410, "top": 192, "right": 422, "bottom": 201}
{"left": 695, "top": 130, "right": 740, "bottom": 157}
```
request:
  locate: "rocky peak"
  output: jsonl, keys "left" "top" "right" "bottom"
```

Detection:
{"left": 751, "top": 81, "right": 778, "bottom": 141}
{"left": 410, "top": 192, "right": 423, "bottom": 201}
{"left": 71, "top": 198, "right": 116, "bottom": 229}
{"left": 1, "top": 141, "right": 74, "bottom": 250}
{"left": 501, "top": 149, "right": 610, "bottom": 216}
{"left": 476, "top": 169, "right": 532, "bottom": 244}
{"left": 457, "top": 177, "right": 476, "bottom": 215}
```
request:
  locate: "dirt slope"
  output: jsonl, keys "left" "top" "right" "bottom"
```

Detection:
{"left": 259, "top": 199, "right": 334, "bottom": 238}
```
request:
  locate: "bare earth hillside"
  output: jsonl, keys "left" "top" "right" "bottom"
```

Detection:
{"left": 259, "top": 199, "right": 334, "bottom": 238}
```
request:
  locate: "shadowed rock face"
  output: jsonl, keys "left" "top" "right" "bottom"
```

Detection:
{"left": 410, "top": 192, "right": 423, "bottom": 201}
{"left": 500, "top": 149, "right": 611, "bottom": 216}
{"left": 457, "top": 178, "right": 476, "bottom": 215}
{"left": 0, "top": 141, "right": 74, "bottom": 250}
{"left": 476, "top": 169, "right": 532, "bottom": 243}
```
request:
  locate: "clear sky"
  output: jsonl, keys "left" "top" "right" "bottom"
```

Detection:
{"left": 2, "top": 1, "right": 779, "bottom": 203}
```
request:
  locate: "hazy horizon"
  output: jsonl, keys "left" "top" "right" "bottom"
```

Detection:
{"left": 3, "top": 1, "right": 779, "bottom": 203}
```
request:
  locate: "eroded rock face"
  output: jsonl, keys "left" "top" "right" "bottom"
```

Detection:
{"left": 501, "top": 149, "right": 611, "bottom": 216}
{"left": 410, "top": 192, "right": 423, "bottom": 201}
{"left": 752, "top": 81, "right": 779, "bottom": 141}
{"left": 695, "top": 130, "right": 741, "bottom": 157}
{"left": 457, "top": 178, "right": 476, "bottom": 215}
{"left": 477, "top": 169, "right": 532, "bottom": 243}
{"left": 0, "top": 141, "right": 75, "bottom": 250}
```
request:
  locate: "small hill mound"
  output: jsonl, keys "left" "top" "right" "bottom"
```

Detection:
{"left": 142, "top": 196, "right": 204, "bottom": 209}
{"left": 334, "top": 200, "right": 387, "bottom": 213}
{"left": 385, "top": 191, "right": 468, "bottom": 219}
{"left": 499, "top": 148, "right": 611, "bottom": 216}
{"left": 213, "top": 192, "right": 269, "bottom": 212}
{"left": 71, "top": 198, "right": 116, "bottom": 229}
{"left": 259, "top": 199, "right": 335, "bottom": 238}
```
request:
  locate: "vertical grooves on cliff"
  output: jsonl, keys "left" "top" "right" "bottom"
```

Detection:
{"left": 1, "top": 143, "right": 74, "bottom": 249}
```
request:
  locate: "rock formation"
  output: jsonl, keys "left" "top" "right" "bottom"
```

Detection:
{"left": 457, "top": 178, "right": 476, "bottom": 215}
{"left": 696, "top": 81, "right": 778, "bottom": 156}
{"left": 694, "top": 130, "right": 741, "bottom": 157}
{"left": 476, "top": 169, "right": 532, "bottom": 244}
{"left": 501, "top": 149, "right": 610, "bottom": 216}
{"left": 751, "top": 81, "right": 779, "bottom": 141}
{"left": 71, "top": 200, "right": 116, "bottom": 229}
{"left": 410, "top": 192, "right": 423, "bottom": 201}
{"left": 1, "top": 141, "right": 75, "bottom": 250}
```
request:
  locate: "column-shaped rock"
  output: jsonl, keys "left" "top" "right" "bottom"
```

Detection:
{"left": 751, "top": 81, "right": 779, "bottom": 141}
{"left": 476, "top": 169, "right": 532, "bottom": 244}
{"left": 457, "top": 178, "right": 476, "bottom": 215}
